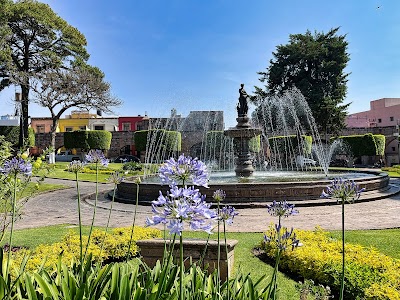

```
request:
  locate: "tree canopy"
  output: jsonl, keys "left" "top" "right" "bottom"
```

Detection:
{"left": 30, "top": 62, "right": 122, "bottom": 156}
{"left": 0, "top": 0, "right": 88, "bottom": 147}
{"left": 254, "top": 27, "right": 350, "bottom": 136}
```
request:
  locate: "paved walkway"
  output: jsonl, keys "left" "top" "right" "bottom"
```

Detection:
{"left": 14, "top": 178, "right": 400, "bottom": 232}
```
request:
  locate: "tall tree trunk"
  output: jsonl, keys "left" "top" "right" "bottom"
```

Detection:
{"left": 18, "top": 84, "right": 29, "bottom": 149}
{"left": 48, "top": 119, "right": 58, "bottom": 164}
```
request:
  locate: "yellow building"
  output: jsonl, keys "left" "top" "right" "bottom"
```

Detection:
{"left": 57, "top": 111, "right": 95, "bottom": 132}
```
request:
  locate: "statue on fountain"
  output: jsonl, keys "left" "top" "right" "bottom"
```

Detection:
{"left": 237, "top": 83, "right": 249, "bottom": 117}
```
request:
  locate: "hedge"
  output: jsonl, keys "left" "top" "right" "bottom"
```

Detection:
{"left": 267, "top": 135, "right": 312, "bottom": 155}
{"left": 0, "top": 126, "right": 35, "bottom": 147}
{"left": 262, "top": 227, "right": 400, "bottom": 299}
{"left": 134, "top": 129, "right": 181, "bottom": 152}
{"left": 333, "top": 134, "right": 385, "bottom": 156}
{"left": 64, "top": 130, "right": 112, "bottom": 150}
{"left": 204, "top": 131, "right": 260, "bottom": 153}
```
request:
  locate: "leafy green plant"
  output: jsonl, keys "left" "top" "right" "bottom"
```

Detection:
{"left": 134, "top": 129, "right": 181, "bottom": 152}
{"left": 268, "top": 135, "right": 312, "bottom": 155}
{"left": 122, "top": 161, "right": 142, "bottom": 171}
{"left": 64, "top": 130, "right": 112, "bottom": 150}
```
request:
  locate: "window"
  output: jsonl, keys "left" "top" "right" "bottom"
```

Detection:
{"left": 36, "top": 125, "right": 45, "bottom": 133}
{"left": 390, "top": 116, "right": 394, "bottom": 122}
{"left": 94, "top": 125, "right": 104, "bottom": 130}
{"left": 392, "top": 147, "right": 396, "bottom": 152}
{"left": 122, "top": 122, "right": 131, "bottom": 131}
{"left": 65, "top": 127, "right": 73, "bottom": 132}
{"left": 378, "top": 118, "right": 382, "bottom": 123}
{"left": 79, "top": 126, "right": 86, "bottom": 130}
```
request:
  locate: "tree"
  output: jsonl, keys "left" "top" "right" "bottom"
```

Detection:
{"left": 31, "top": 63, "right": 122, "bottom": 162}
{"left": 254, "top": 27, "right": 350, "bottom": 136}
{"left": 0, "top": 0, "right": 88, "bottom": 147}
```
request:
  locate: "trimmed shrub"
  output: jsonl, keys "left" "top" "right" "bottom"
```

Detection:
{"left": 261, "top": 226, "right": 400, "bottom": 299}
{"left": 64, "top": 130, "right": 112, "bottom": 150}
{"left": 268, "top": 135, "right": 312, "bottom": 155}
{"left": 134, "top": 129, "right": 181, "bottom": 152}
{"left": 86, "top": 130, "right": 112, "bottom": 150}
{"left": 374, "top": 134, "right": 386, "bottom": 156}
{"left": 11, "top": 226, "right": 161, "bottom": 273}
{"left": 333, "top": 134, "right": 385, "bottom": 157}
{"left": 205, "top": 131, "right": 261, "bottom": 153}
{"left": 249, "top": 134, "right": 261, "bottom": 153}
{"left": 28, "top": 127, "right": 35, "bottom": 147}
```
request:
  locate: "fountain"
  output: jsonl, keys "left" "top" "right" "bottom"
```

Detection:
{"left": 224, "top": 84, "right": 262, "bottom": 177}
{"left": 115, "top": 85, "right": 390, "bottom": 206}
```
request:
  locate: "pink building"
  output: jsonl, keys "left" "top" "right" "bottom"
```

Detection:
{"left": 31, "top": 117, "right": 53, "bottom": 133}
{"left": 346, "top": 98, "right": 400, "bottom": 128}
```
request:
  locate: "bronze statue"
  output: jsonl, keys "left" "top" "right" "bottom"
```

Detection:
{"left": 237, "top": 83, "right": 249, "bottom": 117}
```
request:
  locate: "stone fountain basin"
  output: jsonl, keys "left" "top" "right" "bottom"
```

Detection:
{"left": 115, "top": 170, "right": 389, "bottom": 205}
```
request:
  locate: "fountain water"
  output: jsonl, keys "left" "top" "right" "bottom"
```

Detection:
{"left": 115, "top": 85, "right": 389, "bottom": 205}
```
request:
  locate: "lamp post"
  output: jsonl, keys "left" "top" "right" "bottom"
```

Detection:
{"left": 397, "top": 120, "right": 400, "bottom": 165}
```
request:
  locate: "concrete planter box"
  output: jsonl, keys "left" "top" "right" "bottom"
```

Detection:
{"left": 136, "top": 238, "right": 238, "bottom": 281}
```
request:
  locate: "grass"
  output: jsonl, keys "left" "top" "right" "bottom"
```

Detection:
{"left": 382, "top": 170, "right": 400, "bottom": 178}
{"left": 0, "top": 182, "right": 68, "bottom": 213}
{"left": 329, "top": 228, "right": 400, "bottom": 259}
{"left": 22, "top": 182, "right": 69, "bottom": 198}
{"left": 42, "top": 162, "right": 151, "bottom": 182}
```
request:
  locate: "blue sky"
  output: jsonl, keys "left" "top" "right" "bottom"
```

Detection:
{"left": 0, "top": 0, "right": 398, "bottom": 127}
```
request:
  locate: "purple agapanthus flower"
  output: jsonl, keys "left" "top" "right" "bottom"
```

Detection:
{"left": 219, "top": 206, "right": 238, "bottom": 225}
{"left": 68, "top": 160, "right": 86, "bottom": 174}
{"left": 321, "top": 177, "right": 365, "bottom": 203}
{"left": 85, "top": 149, "right": 109, "bottom": 166}
{"left": 158, "top": 154, "right": 209, "bottom": 188}
{"left": 264, "top": 224, "right": 299, "bottom": 251}
{"left": 108, "top": 171, "right": 124, "bottom": 184}
{"left": 1, "top": 157, "right": 32, "bottom": 176}
{"left": 146, "top": 184, "right": 217, "bottom": 235}
{"left": 213, "top": 189, "right": 226, "bottom": 203}
{"left": 267, "top": 200, "right": 299, "bottom": 218}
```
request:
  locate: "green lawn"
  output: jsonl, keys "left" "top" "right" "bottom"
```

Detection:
{"left": 382, "top": 171, "right": 400, "bottom": 178}
{"left": 329, "top": 228, "right": 400, "bottom": 259}
{"left": 0, "top": 182, "right": 68, "bottom": 213}
{"left": 43, "top": 162, "right": 145, "bottom": 183}
{"left": 22, "top": 182, "right": 69, "bottom": 198}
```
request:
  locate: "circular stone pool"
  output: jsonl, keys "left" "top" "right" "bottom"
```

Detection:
{"left": 115, "top": 170, "right": 389, "bottom": 205}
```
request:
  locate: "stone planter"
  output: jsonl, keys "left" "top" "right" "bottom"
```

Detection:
{"left": 136, "top": 238, "right": 238, "bottom": 281}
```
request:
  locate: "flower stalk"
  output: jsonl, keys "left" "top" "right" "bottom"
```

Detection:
{"left": 126, "top": 176, "right": 141, "bottom": 262}
{"left": 264, "top": 200, "right": 299, "bottom": 300}
{"left": 321, "top": 177, "right": 365, "bottom": 300}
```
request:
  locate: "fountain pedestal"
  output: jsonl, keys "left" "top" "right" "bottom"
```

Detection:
{"left": 224, "top": 116, "right": 262, "bottom": 177}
